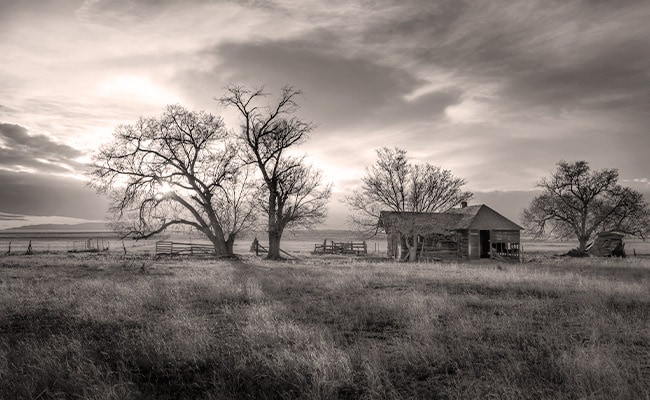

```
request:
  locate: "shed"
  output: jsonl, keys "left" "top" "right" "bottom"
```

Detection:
{"left": 586, "top": 231, "right": 626, "bottom": 257}
{"left": 378, "top": 204, "right": 523, "bottom": 261}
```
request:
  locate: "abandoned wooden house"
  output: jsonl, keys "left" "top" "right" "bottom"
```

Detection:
{"left": 378, "top": 203, "right": 523, "bottom": 261}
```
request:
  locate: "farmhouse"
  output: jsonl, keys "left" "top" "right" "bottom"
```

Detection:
{"left": 379, "top": 203, "right": 523, "bottom": 261}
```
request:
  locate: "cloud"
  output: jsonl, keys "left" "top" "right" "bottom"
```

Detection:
{"left": 0, "top": 169, "right": 108, "bottom": 220}
{"left": 357, "top": 0, "right": 650, "bottom": 118}
{"left": 0, "top": 123, "right": 83, "bottom": 173}
{"left": 179, "top": 36, "right": 465, "bottom": 157}
{"left": 74, "top": 0, "right": 277, "bottom": 24}
{"left": 499, "top": 38, "right": 650, "bottom": 115}
{"left": 1, "top": 0, "right": 650, "bottom": 228}
{"left": 184, "top": 38, "right": 422, "bottom": 127}
{"left": 0, "top": 212, "right": 25, "bottom": 221}
{"left": 0, "top": 104, "right": 15, "bottom": 114}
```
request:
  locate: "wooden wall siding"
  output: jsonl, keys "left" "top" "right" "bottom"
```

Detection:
{"left": 491, "top": 230, "right": 520, "bottom": 243}
{"left": 418, "top": 233, "right": 459, "bottom": 260}
{"left": 490, "top": 229, "right": 521, "bottom": 259}
{"left": 386, "top": 232, "right": 400, "bottom": 258}
{"left": 457, "top": 230, "right": 469, "bottom": 258}
{"left": 387, "top": 233, "right": 464, "bottom": 260}
{"left": 491, "top": 242, "right": 520, "bottom": 259}
{"left": 380, "top": 205, "right": 522, "bottom": 260}
{"left": 386, "top": 229, "right": 521, "bottom": 260}
{"left": 469, "top": 229, "right": 479, "bottom": 259}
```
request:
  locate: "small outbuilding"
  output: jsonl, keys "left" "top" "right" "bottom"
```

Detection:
{"left": 378, "top": 203, "right": 523, "bottom": 261}
{"left": 586, "top": 231, "right": 626, "bottom": 257}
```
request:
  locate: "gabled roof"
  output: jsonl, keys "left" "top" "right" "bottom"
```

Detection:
{"left": 444, "top": 205, "right": 482, "bottom": 229}
{"left": 378, "top": 211, "right": 463, "bottom": 234}
{"left": 379, "top": 204, "right": 523, "bottom": 233}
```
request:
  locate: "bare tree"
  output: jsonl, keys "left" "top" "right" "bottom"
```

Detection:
{"left": 346, "top": 147, "right": 473, "bottom": 231}
{"left": 522, "top": 160, "right": 649, "bottom": 253}
{"left": 90, "top": 105, "right": 257, "bottom": 256}
{"left": 220, "top": 86, "right": 331, "bottom": 260}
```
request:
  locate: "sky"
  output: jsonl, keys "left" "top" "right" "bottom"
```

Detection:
{"left": 1, "top": 0, "right": 649, "bottom": 229}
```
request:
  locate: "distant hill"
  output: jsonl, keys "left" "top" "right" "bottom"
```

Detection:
{"left": 1, "top": 222, "right": 111, "bottom": 232}
{"left": 0, "top": 224, "right": 383, "bottom": 241}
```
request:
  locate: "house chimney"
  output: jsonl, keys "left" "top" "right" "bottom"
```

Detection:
{"left": 461, "top": 201, "right": 467, "bottom": 208}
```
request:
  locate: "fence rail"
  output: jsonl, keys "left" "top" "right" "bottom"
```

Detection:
{"left": 249, "top": 239, "right": 297, "bottom": 259}
{"left": 314, "top": 240, "right": 367, "bottom": 256}
{"left": 155, "top": 241, "right": 214, "bottom": 256}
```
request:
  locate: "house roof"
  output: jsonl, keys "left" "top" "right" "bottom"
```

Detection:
{"left": 379, "top": 204, "right": 523, "bottom": 233}
{"left": 378, "top": 211, "right": 464, "bottom": 234}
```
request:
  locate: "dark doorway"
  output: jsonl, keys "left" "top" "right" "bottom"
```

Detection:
{"left": 479, "top": 230, "right": 490, "bottom": 258}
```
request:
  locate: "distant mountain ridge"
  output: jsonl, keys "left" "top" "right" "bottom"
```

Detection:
{"left": 1, "top": 222, "right": 111, "bottom": 232}
{"left": 0, "top": 223, "right": 381, "bottom": 243}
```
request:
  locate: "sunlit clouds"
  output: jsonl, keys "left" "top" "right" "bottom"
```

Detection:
{"left": 1, "top": 0, "right": 650, "bottom": 228}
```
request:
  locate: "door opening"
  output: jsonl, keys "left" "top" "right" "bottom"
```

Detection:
{"left": 479, "top": 230, "right": 490, "bottom": 258}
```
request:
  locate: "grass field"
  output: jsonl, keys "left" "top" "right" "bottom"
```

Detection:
{"left": 1, "top": 252, "right": 649, "bottom": 399}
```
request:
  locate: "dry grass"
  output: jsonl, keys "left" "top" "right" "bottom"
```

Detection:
{"left": 1, "top": 253, "right": 649, "bottom": 399}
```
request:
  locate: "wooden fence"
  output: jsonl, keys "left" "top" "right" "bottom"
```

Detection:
{"left": 250, "top": 239, "right": 297, "bottom": 259}
{"left": 71, "top": 238, "right": 110, "bottom": 253}
{"left": 314, "top": 240, "right": 367, "bottom": 256}
{"left": 155, "top": 241, "right": 214, "bottom": 256}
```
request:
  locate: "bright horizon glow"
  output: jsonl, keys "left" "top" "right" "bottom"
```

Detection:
{"left": 97, "top": 75, "right": 181, "bottom": 106}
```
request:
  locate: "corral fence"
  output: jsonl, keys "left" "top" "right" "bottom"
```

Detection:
{"left": 155, "top": 241, "right": 214, "bottom": 256}
{"left": 313, "top": 240, "right": 367, "bottom": 256}
{"left": 70, "top": 238, "right": 110, "bottom": 253}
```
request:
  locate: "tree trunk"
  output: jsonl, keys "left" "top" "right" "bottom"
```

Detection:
{"left": 399, "top": 234, "right": 418, "bottom": 262}
{"left": 210, "top": 236, "right": 229, "bottom": 257}
{"left": 578, "top": 236, "right": 589, "bottom": 254}
{"left": 267, "top": 230, "right": 283, "bottom": 260}
{"left": 225, "top": 235, "right": 235, "bottom": 257}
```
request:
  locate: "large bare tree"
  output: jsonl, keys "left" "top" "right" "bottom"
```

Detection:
{"left": 346, "top": 147, "right": 473, "bottom": 231}
{"left": 90, "top": 105, "right": 257, "bottom": 256}
{"left": 220, "top": 86, "right": 331, "bottom": 260}
{"left": 522, "top": 160, "right": 649, "bottom": 253}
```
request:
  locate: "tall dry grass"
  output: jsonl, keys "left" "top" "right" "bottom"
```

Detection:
{"left": 0, "top": 253, "right": 648, "bottom": 399}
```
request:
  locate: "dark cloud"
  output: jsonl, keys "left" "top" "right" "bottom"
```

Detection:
{"left": 181, "top": 38, "right": 462, "bottom": 130}
{"left": 0, "top": 0, "right": 78, "bottom": 25}
{"left": 499, "top": 38, "right": 650, "bottom": 115}
{"left": 362, "top": 0, "right": 650, "bottom": 117}
{"left": 0, "top": 170, "right": 108, "bottom": 219}
{"left": 216, "top": 38, "right": 424, "bottom": 126}
{"left": 0, "top": 123, "right": 83, "bottom": 173}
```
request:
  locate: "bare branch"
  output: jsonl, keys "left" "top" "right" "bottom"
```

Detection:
{"left": 522, "top": 160, "right": 650, "bottom": 252}
{"left": 89, "top": 105, "right": 258, "bottom": 256}
{"left": 345, "top": 147, "right": 472, "bottom": 234}
{"left": 220, "top": 85, "right": 329, "bottom": 259}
